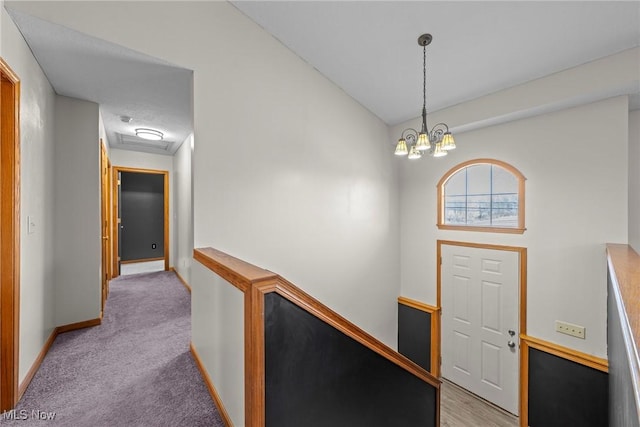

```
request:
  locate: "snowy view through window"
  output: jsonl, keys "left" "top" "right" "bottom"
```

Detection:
{"left": 444, "top": 163, "right": 519, "bottom": 228}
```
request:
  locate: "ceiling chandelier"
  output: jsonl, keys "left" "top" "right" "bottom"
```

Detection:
{"left": 395, "top": 34, "right": 455, "bottom": 159}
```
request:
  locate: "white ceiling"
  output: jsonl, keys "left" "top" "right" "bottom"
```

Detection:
{"left": 7, "top": 8, "right": 193, "bottom": 156}
{"left": 231, "top": 1, "right": 640, "bottom": 125}
{"left": 5, "top": 1, "right": 640, "bottom": 157}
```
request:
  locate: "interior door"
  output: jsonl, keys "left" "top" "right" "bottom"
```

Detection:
{"left": 441, "top": 244, "right": 519, "bottom": 414}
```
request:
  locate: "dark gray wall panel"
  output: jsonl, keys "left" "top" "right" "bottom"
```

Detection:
{"left": 265, "top": 293, "right": 438, "bottom": 427}
{"left": 120, "top": 172, "right": 164, "bottom": 261}
{"left": 528, "top": 347, "right": 608, "bottom": 427}
{"left": 398, "top": 303, "right": 431, "bottom": 371}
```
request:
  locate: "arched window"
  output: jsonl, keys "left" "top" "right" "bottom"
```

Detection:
{"left": 437, "top": 159, "right": 526, "bottom": 233}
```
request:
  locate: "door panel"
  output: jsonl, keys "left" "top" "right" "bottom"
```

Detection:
{"left": 441, "top": 244, "right": 519, "bottom": 415}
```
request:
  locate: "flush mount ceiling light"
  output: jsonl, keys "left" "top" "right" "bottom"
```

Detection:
{"left": 395, "top": 34, "right": 456, "bottom": 160}
{"left": 135, "top": 128, "right": 164, "bottom": 141}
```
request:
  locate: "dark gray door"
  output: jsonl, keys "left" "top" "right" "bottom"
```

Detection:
{"left": 120, "top": 171, "right": 165, "bottom": 262}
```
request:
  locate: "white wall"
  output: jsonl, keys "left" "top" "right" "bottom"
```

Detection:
{"left": 173, "top": 135, "right": 193, "bottom": 284}
{"left": 0, "top": 1, "right": 4, "bottom": 50}
{"left": 188, "top": 5, "right": 398, "bottom": 346}
{"left": 2, "top": 5, "right": 57, "bottom": 382}
{"left": 109, "top": 148, "right": 176, "bottom": 268}
{"left": 629, "top": 110, "right": 640, "bottom": 253}
{"left": 13, "top": 2, "right": 401, "bottom": 347}
{"left": 53, "top": 95, "right": 102, "bottom": 326}
{"left": 191, "top": 263, "right": 244, "bottom": 425}
{"left": 396, "top": 96, "right": 628, "bottom": 359}
{"left": 430, "top": 47, "right": 639, "bottom": 135}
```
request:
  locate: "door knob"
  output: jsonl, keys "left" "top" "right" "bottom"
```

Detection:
{"left": 507, "top": 340, "right": 516, "bottom": 348}
{"left": 508, "top": 329, "right": 515, "bottom": 336}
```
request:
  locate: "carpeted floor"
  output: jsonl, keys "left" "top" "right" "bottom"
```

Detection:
{"left": 1, "top": 271, "right": 224, "bottom": 426}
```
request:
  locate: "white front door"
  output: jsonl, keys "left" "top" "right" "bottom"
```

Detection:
{"left": 441, "top": 244, "right": 520, "bottom": 415}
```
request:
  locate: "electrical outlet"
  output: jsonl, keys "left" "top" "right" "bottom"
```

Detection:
{"left": 555, "top": 320, "right": 586, "bottom": 339}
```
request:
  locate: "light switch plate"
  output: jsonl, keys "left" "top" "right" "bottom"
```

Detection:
{"left": 27, "top": 215, "right": 36, "bottom": 234}
{"left": 555, "top": 320, "right": 585, "bottom": 339}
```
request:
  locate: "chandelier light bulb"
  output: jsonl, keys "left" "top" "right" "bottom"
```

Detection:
{"left": 441, "top": 132, "right": 456, "bottom": 151}
{"left": 394, "top": 139, "right": 409, "bottom": 156}
{"left": 432, "top": 142, "right": 448, "bottom": 157}
{"left": 415, "top": 132, "right": 431, "bottom": 151}
{"left": 408, "top": 146, "right": 422, "bottom": 160}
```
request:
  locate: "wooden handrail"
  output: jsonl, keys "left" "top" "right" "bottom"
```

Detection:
{"left": 607, "top": 244, "right": 640, "bottom": 350}
{"left": 194, "top": 247, "right": 440, "bottom": 426}
{"left": 194, "top": 248, "right": 277, "bottom": 292}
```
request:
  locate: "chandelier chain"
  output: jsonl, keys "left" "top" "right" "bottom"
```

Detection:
{"left": 423, "top": 44, "right": 427, "bottom": 113}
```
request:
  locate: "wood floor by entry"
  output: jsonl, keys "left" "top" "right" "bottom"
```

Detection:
{"left": 441, "top": 379, "right": 519, "bottom": 427}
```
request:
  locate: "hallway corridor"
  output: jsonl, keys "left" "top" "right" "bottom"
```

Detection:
{"left": 1, "top": 271, "right": 223, "bottom": 426}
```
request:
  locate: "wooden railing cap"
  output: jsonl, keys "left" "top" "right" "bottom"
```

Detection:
{"left": 606, "top": 243, "right": 640, "bottom": 349}
{"left": 194, "top": 247, "right": 277, "bottom": 291}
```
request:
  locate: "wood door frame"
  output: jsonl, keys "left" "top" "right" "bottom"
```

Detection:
{"left": 111, "top": 167, "right": 169, "bottom": 277}
{"left": 436, "top": 240, "right": 527, "bottom": 414}
{"left": 0, "top": 57, "right": 21, "bottom": 411}
{"left": 99, "top": 140, "right": 111, "bottom": 312}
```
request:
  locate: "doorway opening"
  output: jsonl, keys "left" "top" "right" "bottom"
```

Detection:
{"left": 437, "top": 240, "right": 527, "bottom": 416}
{"left": 112, "top": 167, "right": 169, "bottom": 277}
{"left": 0, "top": 57, "right": 20, "bottom": 411}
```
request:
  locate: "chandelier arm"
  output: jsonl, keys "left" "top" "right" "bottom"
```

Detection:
{"left": 430, "top": 123, "right": 450, "bottom": 132}
{"left": 429, "top": 129, "right": 444, "bottom": 143}
{"left": 401, "top": 128, "right": 419, "bottom": 143}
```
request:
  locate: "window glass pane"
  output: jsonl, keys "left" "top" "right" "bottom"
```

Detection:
{"left": 444, "top": 168, "right": 466, "bottom": 196}
{"left": 492, "top": 165, "right": 518, "bottom": 194}
{"left": 444, "top": 195, "right": 466, "bottom": 224}
{"left": 466, "top": 164, "right": 491, "bottom": 196}
{"left": 467, "top": 194, "right": 491, "bottom": 225}
{"left": 491, "top": 194, "right": 518, "bottom": 227}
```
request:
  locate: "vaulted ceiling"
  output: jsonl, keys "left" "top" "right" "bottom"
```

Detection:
{"left": 232, "top": 1, "right": 640, "bottom": 125}
{"left": 6, "top": 1, "right": 640, "bottom": 156}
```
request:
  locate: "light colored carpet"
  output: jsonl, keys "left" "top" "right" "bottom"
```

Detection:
{"left": 2, "top": 271, "right": 223, "bottom": 426}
